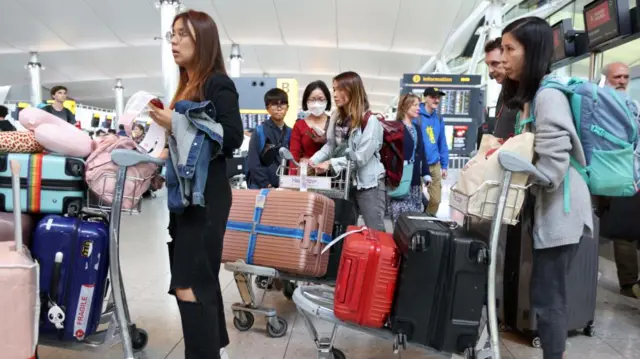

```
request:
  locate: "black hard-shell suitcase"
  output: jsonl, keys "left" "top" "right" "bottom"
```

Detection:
{"left": 497, "top": 197, "right": 598, "bottom": 346}
{"left": 600, "top": 194, "right": 640, "bottom": 239}
{"left": 391, "top": 213, "right": 488, "bottom": 354}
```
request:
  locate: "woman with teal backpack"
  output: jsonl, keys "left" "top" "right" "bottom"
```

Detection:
{"left": 501, "top": 17, "right": 594, "bottom": 359}
{"left": 387, "top": 93, "right": 432, "bottom": 225}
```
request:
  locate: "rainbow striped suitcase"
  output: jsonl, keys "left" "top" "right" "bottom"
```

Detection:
{"left": 0, "top": 154, "right": 85, "bottom": 215}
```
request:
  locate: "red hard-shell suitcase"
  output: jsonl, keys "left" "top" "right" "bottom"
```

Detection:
{"left": 333, "top": 226, "right": 400, "bottom": 328}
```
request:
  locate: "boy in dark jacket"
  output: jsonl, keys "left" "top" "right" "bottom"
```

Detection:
{"left": 247, "top": 88, "right": 292, "bottom": 189}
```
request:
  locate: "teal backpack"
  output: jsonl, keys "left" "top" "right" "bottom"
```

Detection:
{"left": 518, "top": 76, "right": 640, "bottom": 212}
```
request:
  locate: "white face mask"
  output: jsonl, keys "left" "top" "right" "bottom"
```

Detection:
{"left": 307, "top": 101, "right": 327, "bottom": 117}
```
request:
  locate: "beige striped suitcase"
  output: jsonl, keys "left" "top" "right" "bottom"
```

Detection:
{"left": 224, "top": 189, "right": 335, "bottom": 277}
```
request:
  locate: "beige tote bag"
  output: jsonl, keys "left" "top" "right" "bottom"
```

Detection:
{"left": 450, "top": 131, "right": 534, "bottom": 225}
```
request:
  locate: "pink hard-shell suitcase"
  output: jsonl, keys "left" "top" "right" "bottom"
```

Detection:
{"left": 0, "top": 160, "right": 40, "bottom": 359}
{"left": 0, "top": 212, "right": 35, "bottom": 247}
{"left": 224, "top": 189, "right": 335, "bottom": 277}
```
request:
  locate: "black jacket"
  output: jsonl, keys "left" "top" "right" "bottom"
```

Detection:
{"left": 493, "top": 91, "right": 519, "bottom": 139}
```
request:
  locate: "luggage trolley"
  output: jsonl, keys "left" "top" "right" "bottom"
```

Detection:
{"left": 291, "top": 151, "right": 550, "bottom": 359}
{"left": 224, "top": 151, "right": 353, "bottom": 338}
{"left": 39, "top": 149, "right": 165, "bottom": 359}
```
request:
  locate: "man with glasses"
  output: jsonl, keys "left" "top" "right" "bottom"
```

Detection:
{"left": 246, "top": 88, "right": 292, "bottom": 189}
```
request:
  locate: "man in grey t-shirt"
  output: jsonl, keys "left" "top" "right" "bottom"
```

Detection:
{"left": 43, "top": 85, "right": 76, "bottom": 125}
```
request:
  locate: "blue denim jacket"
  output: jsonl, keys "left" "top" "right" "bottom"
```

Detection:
{"left": 166, "top": 100, "right": 224, "bottom": 214}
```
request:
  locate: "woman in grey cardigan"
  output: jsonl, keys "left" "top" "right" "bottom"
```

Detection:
{"left": 500, "top": 17, "right": 594, "bottom": 359}
{"left": 306, "top": 71, "right": 386, "bottom": 232}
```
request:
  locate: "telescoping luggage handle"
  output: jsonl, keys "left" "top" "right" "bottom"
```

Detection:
{"left": 9, "top": 160, "right": 23, "bottom": 254}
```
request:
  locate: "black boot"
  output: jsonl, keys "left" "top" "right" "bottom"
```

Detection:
{"left": 177, "top": 300, "right": 221, "bottom": 359}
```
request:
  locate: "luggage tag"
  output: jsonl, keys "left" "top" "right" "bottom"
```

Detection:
{"left": 299, "top": 162, "right": 308, "bottom": 192}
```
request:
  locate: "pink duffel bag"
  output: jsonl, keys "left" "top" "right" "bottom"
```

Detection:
{"left": 86, "top": 134, "right": 158, "bottom": 210}
{"left": 19, "top": 108, "right": 92, "bottom": 157}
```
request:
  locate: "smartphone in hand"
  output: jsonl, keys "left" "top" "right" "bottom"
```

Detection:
{"left": 150, "top": 98, "right": 164, "bottom": 109}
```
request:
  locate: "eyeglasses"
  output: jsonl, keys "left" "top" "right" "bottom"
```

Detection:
{"left": 268, "top": 103, "right": 288, "bottom": 110}
{"left": 165, "top": 30, "right": 190, "bottom": 43}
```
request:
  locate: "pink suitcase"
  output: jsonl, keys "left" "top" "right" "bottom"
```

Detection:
{"left": 0, "top": 160, "right": 40, "bottom": 359}
{"left": 224, "top": 189, "right": 335, "bottom": 277}
{"left": 0, "top": 212, "right": 35, "bottom": 247}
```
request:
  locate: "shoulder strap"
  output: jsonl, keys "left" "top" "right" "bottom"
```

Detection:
{"left": 360, "top": 111, "right": 373, "bottom": 130}
{"left": 283, "top": 127, "right": 292, "bottom": 147}
{"left": 256, "top": 125, "right": 266, "bottom": 152}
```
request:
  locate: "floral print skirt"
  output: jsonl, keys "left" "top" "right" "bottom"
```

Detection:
{"left": 388, "top": 185, "right": 424, "bottom": 226}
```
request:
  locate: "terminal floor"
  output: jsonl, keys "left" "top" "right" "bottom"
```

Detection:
{"left": 37, "top": 190, "right": 640, "bottom": 359}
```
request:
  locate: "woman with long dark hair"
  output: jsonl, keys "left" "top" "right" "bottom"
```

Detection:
{"left": 305, "top": 71, "right": 386, "bottom": 231}
{"left": 501, "top": 17, "right": 593, "bottom": 359}
{"left": 387, "top": 93, "right": 431, "bottom": 225}
{"left": 147, "top": 10, "right": 243, "bottom": 359}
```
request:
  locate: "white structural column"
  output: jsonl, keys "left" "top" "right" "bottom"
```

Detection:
{"left": 159, "top": 0, "right": 180, "bottom": 106}
{"left": 229, "top": 44, "right": 243, "bottom": 78}
{"left": 589, "top": 52, "right": 604, "bottom": 82}
{"left": 26, "top": 52, "right": 43, "bottom": 106}
{"left": 114, "top": 79, "right": 125, "bottom": 127}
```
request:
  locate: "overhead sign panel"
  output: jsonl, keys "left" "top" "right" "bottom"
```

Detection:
{"left": 402, "top": 74, "right": 482, "bottom": 86}
{"left": 583, "top": 0, "right": 632, "bottom": 49}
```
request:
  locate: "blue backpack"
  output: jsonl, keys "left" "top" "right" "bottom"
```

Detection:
{"left": 245, "top": 124, "right": 292, "bottom": 178}
{"left": 520, "top": 77, "right": 640, "bottom": 208}
{"left": 255, "top": 124, "right": 291, "bottom": 154}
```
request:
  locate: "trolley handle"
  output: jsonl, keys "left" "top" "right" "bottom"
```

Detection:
{"left": 497, "top": 151, "right": 551, "bottom": 187}
{"left": 110, "top": 149, "right": 166, "bottom": 168}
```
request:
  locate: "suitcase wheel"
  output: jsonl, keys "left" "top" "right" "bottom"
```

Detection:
{"left": 66, "top": 201, "right": 81, "bottom": 217}
{"left": 463, "top": 347, "right": 476, "bottom": 359}
{"left": 283, "top": 281, "right": 297, "bottom": 300}
{"left": 131, "top": 328, "right": 149, "bottom": 351}
{"left": 266, "top": 316, "right": 288, "bottom": 338}
{"left": 531, "top": 336, "right": 542, "bottom": 348}
{"left": 584, "top": 323, "right": 596, "bottom": 337}
{"left": 331, "top": 348, "right": 346, "bottom": 359}
{"left": 233, "top": 311, "right": 255, "bottom": 332}
{"left": 498, "top": 322, "right": 509, "bottom": 332}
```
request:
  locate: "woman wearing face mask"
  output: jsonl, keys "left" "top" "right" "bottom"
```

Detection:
{"left": 501, "top": 17, "right": 593, "bottom": 359}
{"left": 146, "top": 10, "right": 243, "bottom": 359}
{"left": 305, "top": 71, "right": 386, "bottom": 232}
{"left": 387, "top": 93, "right": 431, "bottom": 225}
{"left": 289, "top": 81, "right": 331, "bottom": 174}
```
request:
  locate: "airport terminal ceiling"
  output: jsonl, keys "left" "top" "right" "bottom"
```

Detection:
{"left": 0, "top": 0, "right": 488, "bottom": 112}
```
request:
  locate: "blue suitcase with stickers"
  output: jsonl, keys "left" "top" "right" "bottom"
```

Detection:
{"left": 31, "top": 214, "right": 109, "bottom": 342}
{"left": 0, "top": 153, "right": 85, "bottom": 215}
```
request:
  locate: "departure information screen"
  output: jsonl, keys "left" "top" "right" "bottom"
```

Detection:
{"left": 584, "top": 0, "right": 620, "bottom": 47}
{"left": 552, "top": 24, "right": 566, "bottom": 62}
